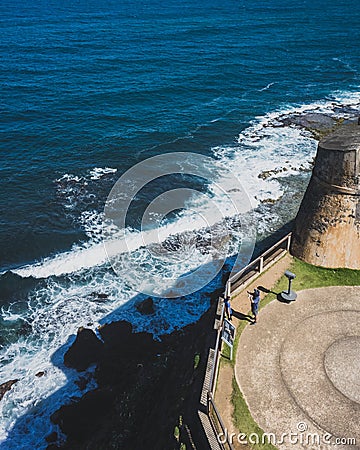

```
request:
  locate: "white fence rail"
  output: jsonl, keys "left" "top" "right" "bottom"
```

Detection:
{"left": 227, "top": 233, "right": 292, "bottom": 296}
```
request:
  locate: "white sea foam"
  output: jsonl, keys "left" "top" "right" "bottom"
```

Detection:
{"left": 12, "top": 211, "right": 242, "bottom": 281}
{"left": 89, "top": 167, "right": 117, "bottom": 180}
{"left": 12, "top": 243, "right": 108, "bottom": 279}
{"left": 1, "top": 90, "right": 360, "bottom": 448}
{"left": 259, "top": 82, "right": 276, "bottom": 91}
{"left": 56, "top": 174, "right": 82, "bottom": 184}
{"left": 0, "top": 310, "right": 27, "bottom": 323}
{"left": 12, "top": 92, "right": 360, "bottom": 282}
{"left": 16, "top": 156, "right": 253, "bottom": 281}
{"left": 214, "top": 91, "right": 360, "bottom": 207}
{"left": 54, "top": 168, "right": 118, "bottom": 212}
{"left": 213, "top": 125, "right": 316, "bottom": 205}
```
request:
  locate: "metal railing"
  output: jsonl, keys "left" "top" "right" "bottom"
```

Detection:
{"left": 204, "top": 233, "right": 292, "bottom": 450}
{"left": 208, "top": 299, "right": 224, "bottom": 396}
{"left": 206, "top": 297, "right": 234, "bottom": 450}
{"left": 228, "top": 233, "right": 292, "bottom": 296}
{"left": 208, "top": 392, "right": 233, "bottom": 450}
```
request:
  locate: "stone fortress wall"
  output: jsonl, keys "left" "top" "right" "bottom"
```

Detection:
{"left": 291, "top": 121, "right": 360, "bottom": 269}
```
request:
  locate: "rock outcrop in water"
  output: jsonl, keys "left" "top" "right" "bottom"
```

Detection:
{"left": 0, "top": 379, "right": 19, "bottom": 401}
{"left": 50, "top": 293, "right": 219, "bottom": 450}
{"left": 291, "top": 121, "right": 360, "bottom": 268}
{"left": 278, "top": 112, "right": 340, "bottom": 139}
{"left": 135, "top": 297, "right": 155, "bottom": 315}
{"left": 64, "top": 327, "right": 103, "bottom": 372}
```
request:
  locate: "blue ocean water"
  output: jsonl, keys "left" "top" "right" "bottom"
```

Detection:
{"left": 0, "top": 0, "right": 360, "bottom": 447}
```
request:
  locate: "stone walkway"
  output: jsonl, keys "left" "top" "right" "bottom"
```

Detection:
{"left": 215, "top": 254, "right": 292, "bottom": 449}
{"left": 235, "top": 285, "right": 360, "bottom": 450}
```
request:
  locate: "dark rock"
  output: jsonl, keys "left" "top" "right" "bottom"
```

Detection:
{"left": 148, "top": 317, "right": 170, "bottom": 334}
{"left": 164, "top": 289, "right": 177, "bottom": 298}
{"left": 99, "top": 320, "right": 160, "bottom": 360}
{"left": 288, "top": 113, "right": 336, "bottom": 130}
{"left": 97, "top": 320, "right": 132, "bottom": 345}
{"left": 45, "top": 431, "right": 58, "bottom": 443}
{"left": 0, "top": 379, "right": 19, "bottom": 401}
{"left": 75, "top": 377, "right": 88, "bottom": 391}
{"left": 35, "top": 371, "right": 45, "bottom": 378}
{"left": 90, "top": 292, "right": 108, "bottom": 302}
{"left": 333, "top": 105, "right": 360, "bottom": 116}
{"left": 50, "top": 288, "right": 224, "bottom": 450}
{"left": 64, "top": 327, "right": 103, "bottom": 372}
{"left": 277, "top": 112, "right": 345, "bottom": 140}
{"left": 260, "top": 198, "right": 277, "bottom": 204}
{"left": 18, "top": 321, "right": 32, "bottom": 336}
{"left": 51, "top": 388, "right": 114, "bottom": 441}
{"left": 135, "top": 297, "right": 155, "bottom": 315}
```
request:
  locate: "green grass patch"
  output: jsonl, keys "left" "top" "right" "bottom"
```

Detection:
{"left": 290, "top": 258, "right": 360, "bottom": 288}
{"left": 220, "top": 342, "right": 231, "bottom": 360}
{"left": 263, "top": 258, "right": 360, "bottom": 305}
{"left": 174, "top": 425, "right": 180, "bottom": 442}
{"left": 231, "top": 377, "right": 277, "bottom": 450}
{"left": 193, "top": 353, "right": 200, "bottom": 370}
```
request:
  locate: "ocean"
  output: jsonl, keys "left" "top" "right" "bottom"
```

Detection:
{"left": 0, "top": 0, "right": 360, "bottom": 447}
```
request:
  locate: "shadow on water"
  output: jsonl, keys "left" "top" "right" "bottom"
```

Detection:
{"left": 0, "top": 289, "right": 151, "bottom": 450}
{"left": 0, "top": 224, "right": 294, "bottom": 449}
{"left": 0, "top": 333, "right": 78, "bottom": 449}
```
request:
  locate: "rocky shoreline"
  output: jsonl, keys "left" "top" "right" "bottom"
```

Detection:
{"left": 46, "top": 290, "right": 221, "bottom": 450}
{"left": 257, "top": 111, "right": 353, "bottom": 186}
{"left": 22, "top": 110, "right": 360, "bottom": 449}
{"left": 44, "top": 112, "right": 354, "bottom": 450}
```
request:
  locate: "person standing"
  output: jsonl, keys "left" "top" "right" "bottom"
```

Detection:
{"left": 249, "top": 288, "right": 261, "bottom": 324}
{"left": 224, "top": 296, "right": 233, "bottom": 321}
{"left": 224, "top": 281, "right": 233, "bottom": 321}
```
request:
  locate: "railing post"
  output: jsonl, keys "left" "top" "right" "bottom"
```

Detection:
{"left": 286, "top": 233, "right": 291, "bottom": 251}
{"left": 259, "top": 256, "right": 264, "bottom": 273}
{"left": 225, "top": 280, "right": 231, "bottom": 298}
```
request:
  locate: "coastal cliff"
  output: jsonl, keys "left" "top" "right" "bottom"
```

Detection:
{"left": 48, "top": 293, "right": 220, "bottom": 450}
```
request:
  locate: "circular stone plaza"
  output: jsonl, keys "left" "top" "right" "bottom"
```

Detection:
{"left": 236, "top": 285, "right": 360, "bottom": 450}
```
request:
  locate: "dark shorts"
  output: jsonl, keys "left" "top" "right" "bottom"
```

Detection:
{"left": 251, "top": 302, "right": 259, "bottom": 315}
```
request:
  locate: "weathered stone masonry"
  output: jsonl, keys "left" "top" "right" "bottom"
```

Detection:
{"left": 291, "top": 121, "right": 360, "bottom": 269}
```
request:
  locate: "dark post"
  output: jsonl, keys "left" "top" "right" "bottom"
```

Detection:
{"left": 280, "top": 270, "right": 297, "bottom": 302}
{"left": 287, "top": 276, "right": 292, "bottom": 294}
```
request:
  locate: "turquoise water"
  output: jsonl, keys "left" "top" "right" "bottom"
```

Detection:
{"left": 0, "top": 0, "right": 360, "bottom": 447}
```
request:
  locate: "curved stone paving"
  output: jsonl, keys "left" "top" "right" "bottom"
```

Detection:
{"left": 235, "top": 286, "right": 360, "bottom": 450}
{"left": 324, "top": 336, "right": 360, "bottom": 405}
